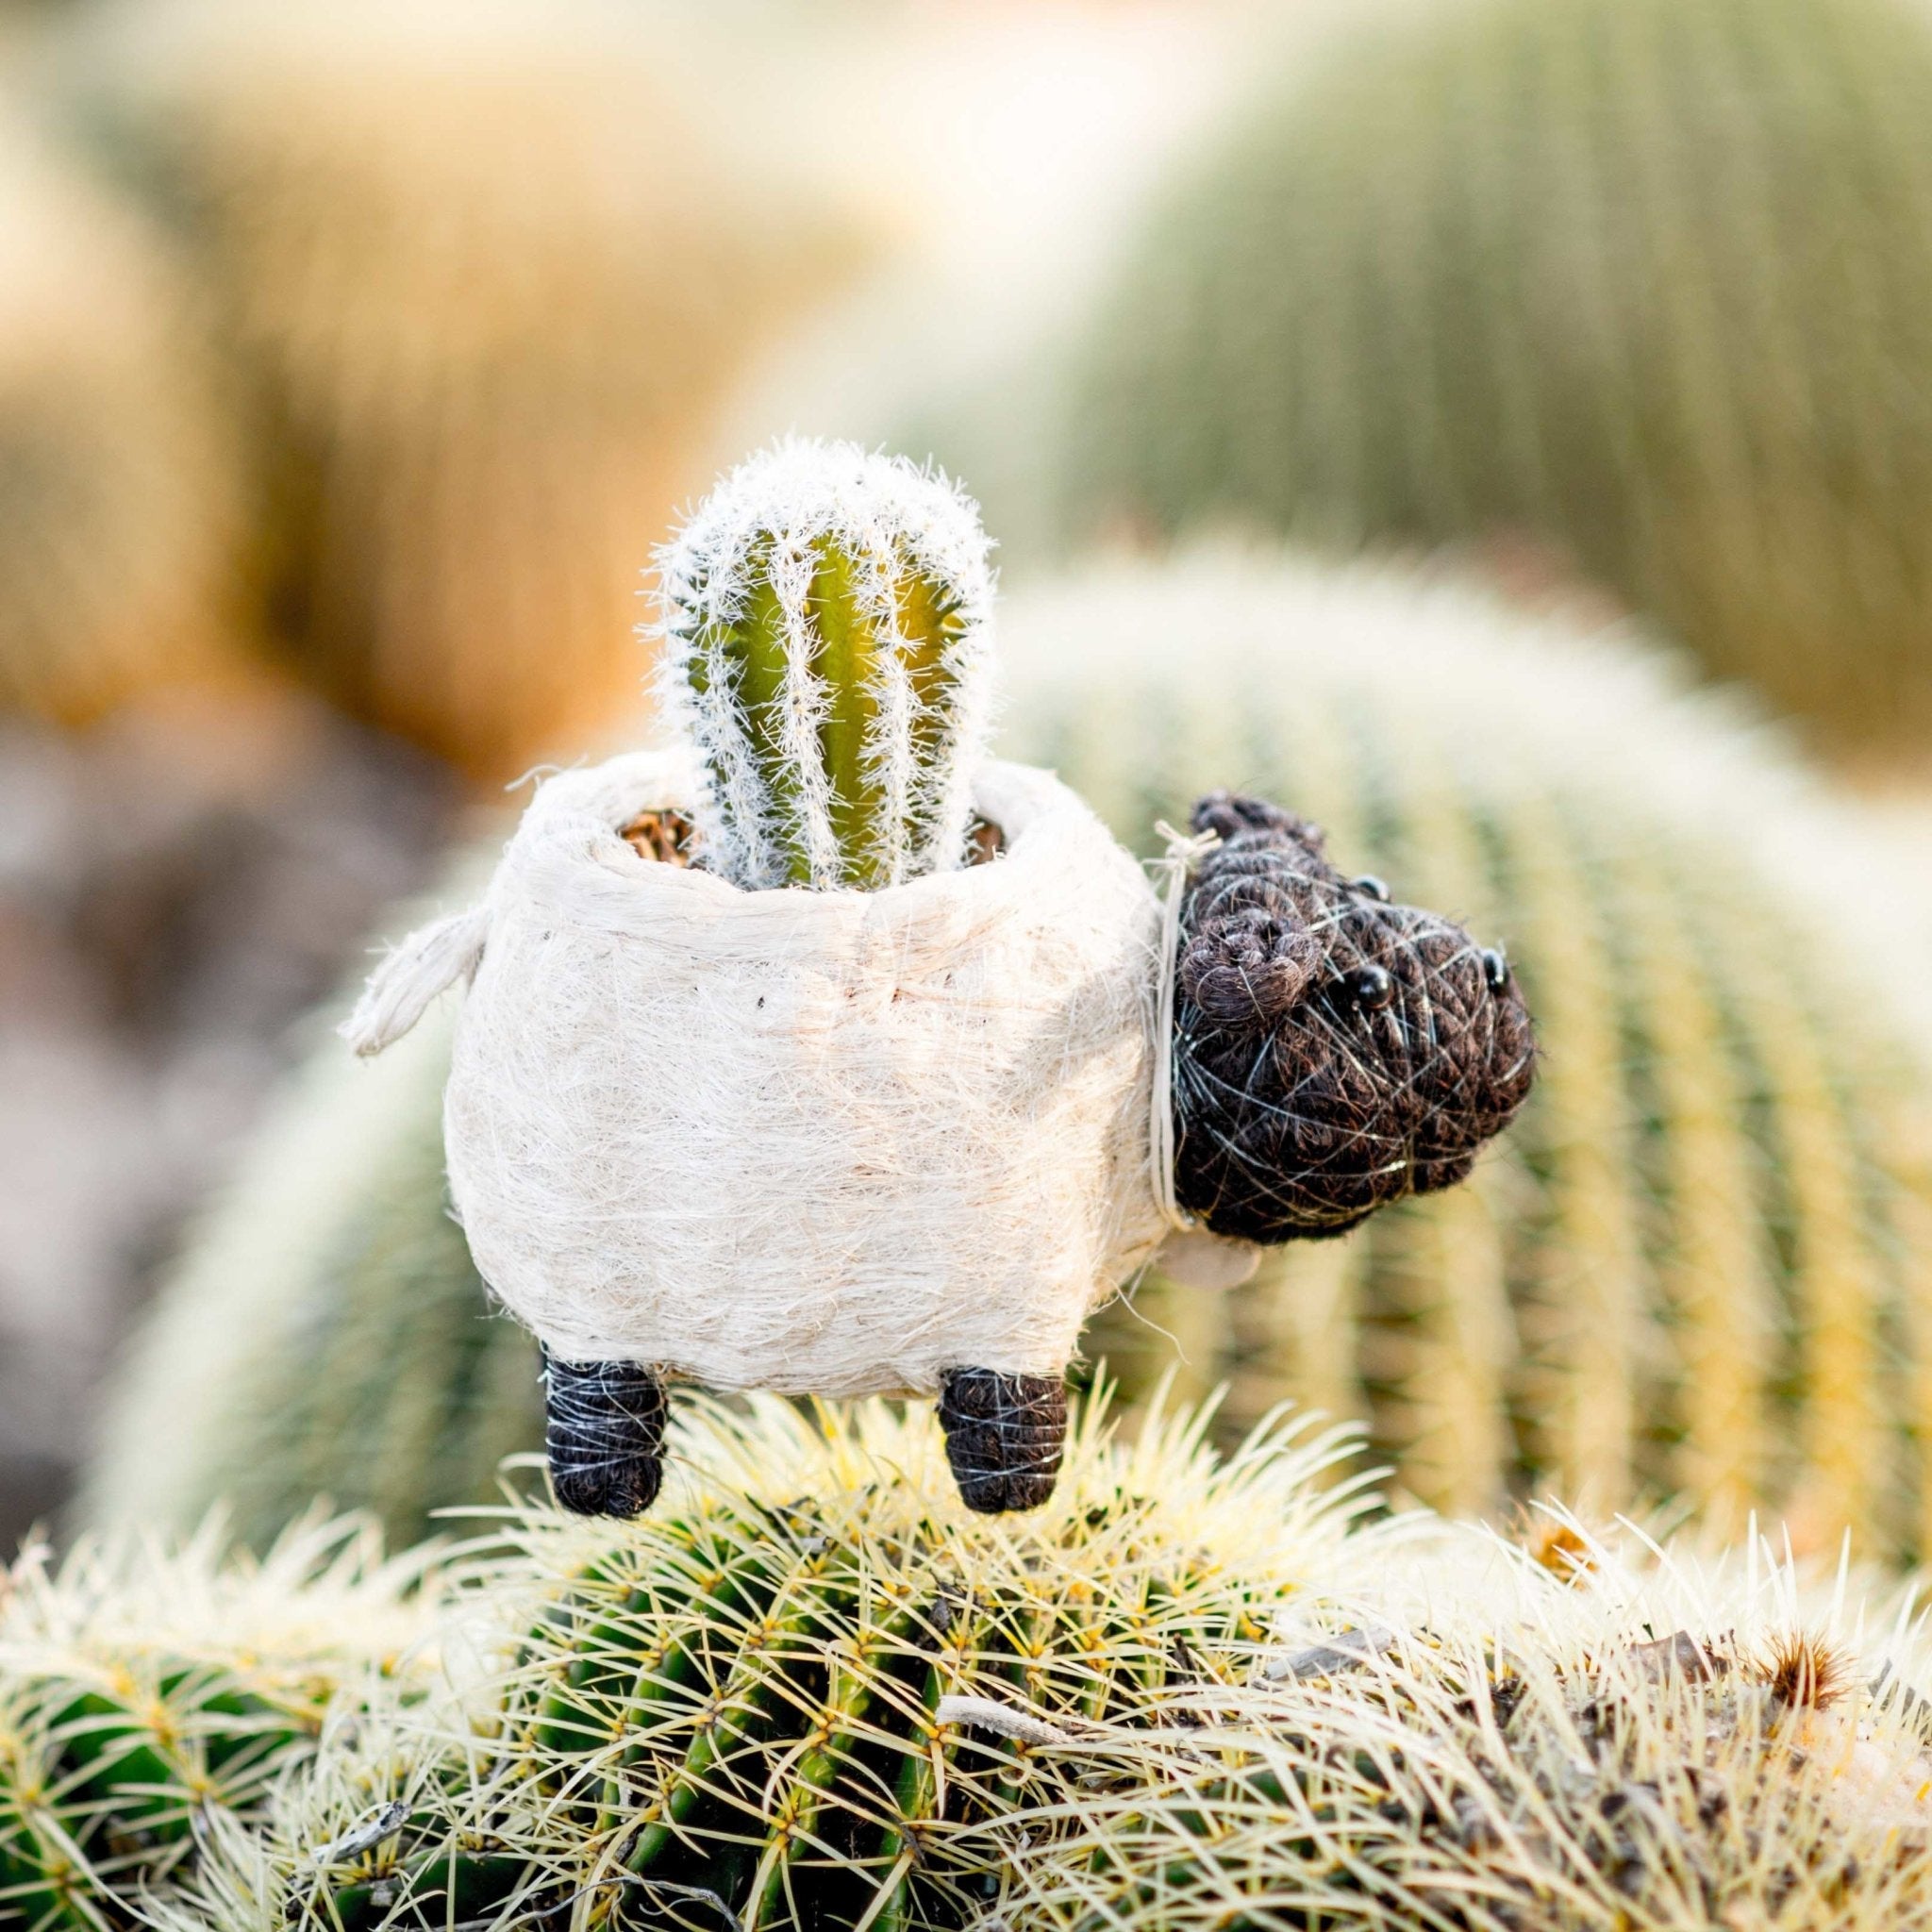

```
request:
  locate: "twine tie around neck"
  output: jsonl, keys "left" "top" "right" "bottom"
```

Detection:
{"left": 1149, "top": 819, "right": 1221, "bottom": 1233}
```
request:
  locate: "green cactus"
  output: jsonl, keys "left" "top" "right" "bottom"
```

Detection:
{"left": 63, "top": 1399, "right": 1932, "bottom": 1932}
{"left": 78, "top": 967, "right": 537, "bottom": 1557}
{"left": 1001, "top": 558, "right": 1932, "bottom": 1550}
{"left": 0, "top": 1517, "right": 430, "bottom": 1930}
{"left": 978, "top": 1559, "right": 1932, "bottom": 1932}
{"left": 150, "top": 1391, "right": 1374, "bottom": 1932}
{"left": 83, "top": 555, "right": 1932, "bottom": 1557}
{"left": 1052, "top": 0, "right": 1932, "bottom": 761}
{"left": 658, "top": 440, "right": 997, "bottom": 891}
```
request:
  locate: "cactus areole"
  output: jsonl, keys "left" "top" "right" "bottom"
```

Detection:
{"left": 343, "top": 441, "right": 1535, "bottom": 1516}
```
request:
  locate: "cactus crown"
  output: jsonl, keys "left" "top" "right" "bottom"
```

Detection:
{"left": 654, "top": 439, "right": 997, "bottom": 891}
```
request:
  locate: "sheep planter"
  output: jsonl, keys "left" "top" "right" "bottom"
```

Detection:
{"left": 346, "top": 442, "right": 1536, "bottom": 1516}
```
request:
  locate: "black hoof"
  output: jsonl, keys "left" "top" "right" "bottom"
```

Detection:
{"left": 541, "top": 1351, "right": 669, "bottom": 1518}
{"left": 938, "top": 1368, "right": 1068, "bottom": 1513}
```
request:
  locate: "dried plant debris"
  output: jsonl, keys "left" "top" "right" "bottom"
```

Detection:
{"left": 1173, "top": 791, "right": 1536, "bottom": 1242}
{"left": 1523, "top": 1518, "right": 1597, "bottom": 1585}
{"left": 618, "top": 807, "right": 695, "bottom": 867}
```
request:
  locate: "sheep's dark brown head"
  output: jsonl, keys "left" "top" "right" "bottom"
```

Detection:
{"left": 1173, "top": 791, "right": 1536, "bottom": 1243}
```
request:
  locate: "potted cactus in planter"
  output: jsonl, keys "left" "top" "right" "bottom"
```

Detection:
{"left": 347, "top": 441, "right": 1534, "bottom": 1520}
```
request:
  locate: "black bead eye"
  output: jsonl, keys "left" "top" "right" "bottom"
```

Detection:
{"left": 1353, "top": 874, "right": 1390, "bottom": 902}
{"left": 1482, "top": 947, "right": 1510, "bottom": 991}
{"left": 1347, "top": 964, "right": 1395, "bottom": 1010}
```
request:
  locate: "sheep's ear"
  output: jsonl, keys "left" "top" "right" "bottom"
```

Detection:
{"left": 1180, "top": 929, "right": 1322, "bottom": 1029}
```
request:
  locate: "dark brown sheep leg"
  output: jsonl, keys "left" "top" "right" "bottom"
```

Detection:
{"left": 541, "top": 1350, "right": 669, "bottom": 1517}
{"left": 938, "top": 1368, "right": 1068, "bottom": 1513}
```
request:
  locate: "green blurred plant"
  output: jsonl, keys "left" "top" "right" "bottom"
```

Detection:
{"left": 1054, "top": 0, "right": 1932, "bottom": 764}
{"left": 77, "top": 958, "right": 536, "bottom": 1557}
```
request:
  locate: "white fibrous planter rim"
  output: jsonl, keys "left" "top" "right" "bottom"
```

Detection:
{"left": 346, "top": 749, "right": 1204, "bottom": 1396}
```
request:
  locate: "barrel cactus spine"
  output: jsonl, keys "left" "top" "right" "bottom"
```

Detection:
{"left": 1054, "top": 0, "right": 1932, "bottom": 762}
{"left": 0, "top": 1516, "right": 432, "bottom": 1930}
{"left": 52, "top": 1396, "right": 1932, "bottom": 1932}
{"left": 980, "top": 1557, "right": 1932, "bottom": 1932}
{"left": 164, "top": 1391, "right": 1380, "bottom": 1932}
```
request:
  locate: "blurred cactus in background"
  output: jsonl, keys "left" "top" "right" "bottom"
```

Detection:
{"left": 0, "top": 110, "right": 247, "bottom": 723}
{"left": 64, "top": 0, "right": 873, "bottom": 780}
{"left": 76, "top": 931, "right": 529, "bottom": 1555}
{"left": 0, "top": 93, "right": 458, "bottom": 1537}
{"left": 1054, "top": 0, "right": 1932, "bottom": 767}
{"left": 85, "top": 555, "right": 1932, "bottom": 1560}
{"left": 0, "top": 685, "right": 452, "bottom": 1546}
{"left": 658, "top": 440, "right": 996, "bottom": 891}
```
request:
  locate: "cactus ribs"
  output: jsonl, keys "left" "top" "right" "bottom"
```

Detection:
{"left": 1173, "top": 791, "right": 1536, "bottom": 1242}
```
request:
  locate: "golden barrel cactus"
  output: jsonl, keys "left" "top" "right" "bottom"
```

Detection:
{"left": 0, "top": 112, "right": 248, "bottom": 723}
{"left": 50, "top": 1399, "right": 1932, "bottom": 1932}
{"left": 1001, "top": 557, "right": 1932, "bottom": 1547}
{"left": 0, "top": 1516, "right": 430, "bottom": 1930}
{"left": 1054, "top": 0, "right": 1932, "bottom": 764}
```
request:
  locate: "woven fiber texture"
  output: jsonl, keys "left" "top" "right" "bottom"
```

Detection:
{"left": 1173, "top": 791, "right": 1535, "bottom": 1241}
{"left": 350, "top": 750, "right": 1167, "bottom": 1394}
